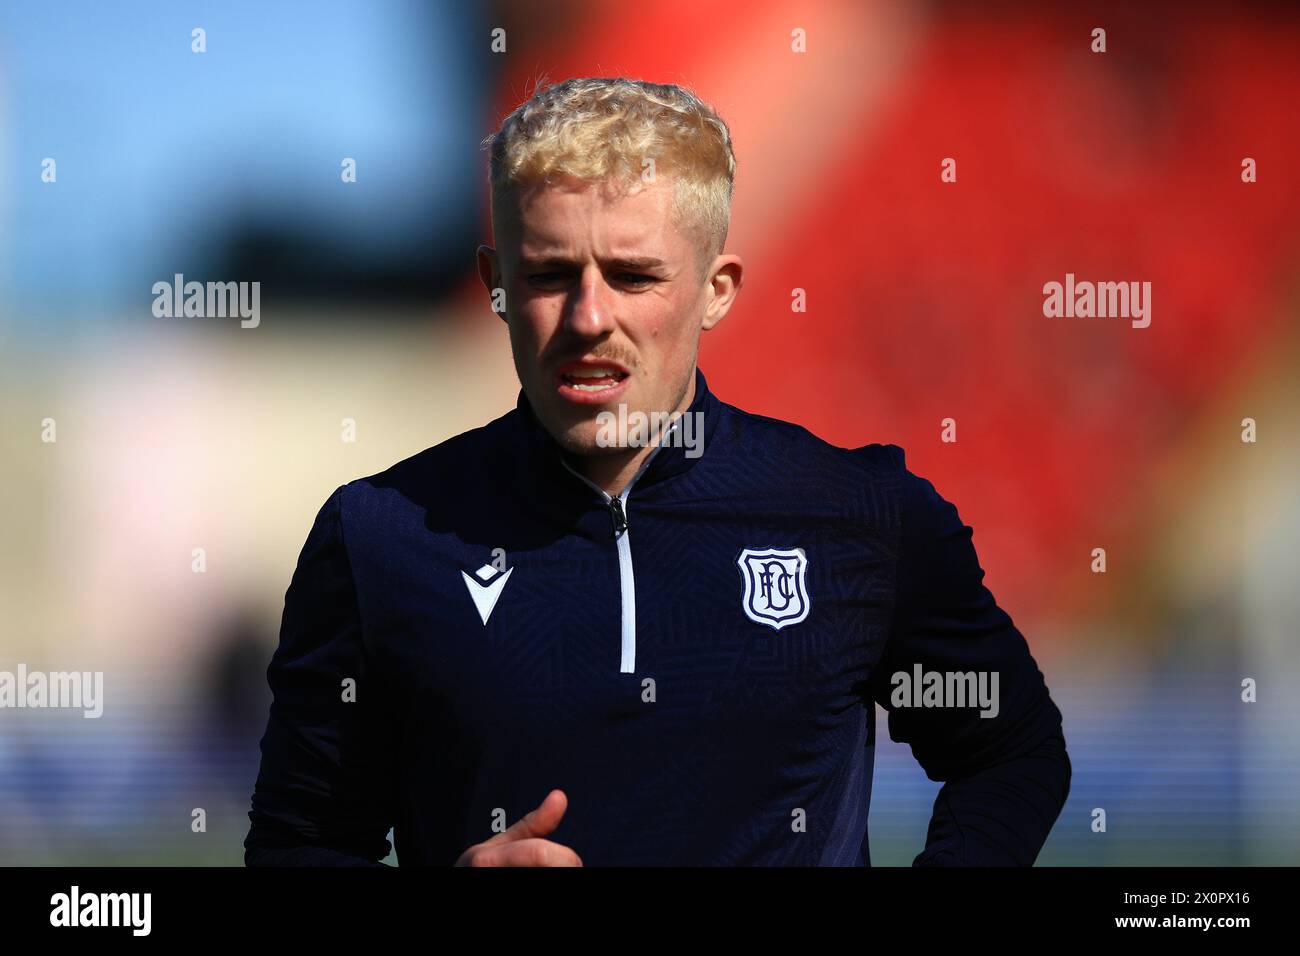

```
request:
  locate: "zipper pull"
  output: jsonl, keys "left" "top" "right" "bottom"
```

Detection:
{"left": 608, "top": 496, "right": 628, "bottom": 538}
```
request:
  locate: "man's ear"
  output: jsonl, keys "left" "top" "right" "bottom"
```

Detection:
{"left": 701, "top": 254, "right": 743, "bottom": 331}
{"left": 476, "top": 245, "right": 507, "bottom": 322}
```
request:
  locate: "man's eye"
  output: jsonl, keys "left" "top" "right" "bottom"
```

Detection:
{"left": 526, "top": 271, "right": 655, "bottom": 288}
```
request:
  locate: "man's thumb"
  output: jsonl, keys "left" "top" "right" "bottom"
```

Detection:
{"left": 494, "top": 789, "right": 568, "bottom": 843}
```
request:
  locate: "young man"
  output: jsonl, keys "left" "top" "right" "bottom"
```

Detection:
{"left": 244, "top": 76, "right": 1070, "bottom": 867}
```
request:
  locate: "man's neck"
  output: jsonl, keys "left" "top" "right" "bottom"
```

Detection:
{"left": 567, "top": 371, "right": 697, "bottom": 498}
{"left": 571, "top": 446, "right": 654, "bottom": 500}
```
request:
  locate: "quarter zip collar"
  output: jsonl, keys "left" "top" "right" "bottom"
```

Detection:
{"left": 509, "top": 367, "right": 720, "bottom": 675}
{"left": 513, "top": 365, "right": 721, "bottom": 497}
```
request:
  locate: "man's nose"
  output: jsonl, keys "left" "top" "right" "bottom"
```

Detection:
{"left": 562, "top": 266, "right": 616, "bottom": 338}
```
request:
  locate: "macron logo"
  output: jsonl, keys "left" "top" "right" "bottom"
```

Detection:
{"left": 461, "top": 564, "right": 513, "bottom": 625}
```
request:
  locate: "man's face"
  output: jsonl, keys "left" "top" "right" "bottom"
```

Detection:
{"left": 478, "top": 174, "right": 737, "bottom": 458}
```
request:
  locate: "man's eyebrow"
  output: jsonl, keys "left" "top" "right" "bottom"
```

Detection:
{"left": 519, "top": 254, "right": 669, "bottom": 270}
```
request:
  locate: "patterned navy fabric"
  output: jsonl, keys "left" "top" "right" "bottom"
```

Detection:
{"left": 244, "top": 367, "right": 1070, "bottom": 866}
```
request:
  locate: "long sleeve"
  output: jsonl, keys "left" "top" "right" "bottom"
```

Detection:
{"left": 244, "top": 485, "right": 398, "bottom": 867}
{"left": 868, "top": 449, "right": 1071, "bottom": 866}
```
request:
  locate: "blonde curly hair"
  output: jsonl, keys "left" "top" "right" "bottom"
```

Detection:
{"left": 482, "top": 76, "right": 736, "bottom": 268}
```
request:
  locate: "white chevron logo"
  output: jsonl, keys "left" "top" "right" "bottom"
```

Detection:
{"left": 461, "top": 564, "right": 513, "bottom": 625}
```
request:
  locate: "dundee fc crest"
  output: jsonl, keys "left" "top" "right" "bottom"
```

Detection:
{"left": 737, "top": 548, "right": 810, "bottom": 630}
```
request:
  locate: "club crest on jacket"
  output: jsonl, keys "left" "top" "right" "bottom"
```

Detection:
{"left": 736, "top": 547, "right": 810, "bottom": 630}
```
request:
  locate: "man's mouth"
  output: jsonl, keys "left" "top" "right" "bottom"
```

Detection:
{"left": 559, "top": 367, "right": 628, "bottom": 391}
{"left": 554, "top": 361, "right": 632, "bottom": 404}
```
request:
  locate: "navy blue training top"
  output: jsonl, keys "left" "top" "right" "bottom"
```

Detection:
{"left": 244, "top": 367, "right": 1070, "bottom": 866}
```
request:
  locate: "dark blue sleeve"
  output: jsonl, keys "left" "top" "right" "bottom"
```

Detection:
{"left": 868, "top": 447, "right": 1071, "bottom": 866}
{"left": 244, "top": 485, "right": 397, "bottom": 867}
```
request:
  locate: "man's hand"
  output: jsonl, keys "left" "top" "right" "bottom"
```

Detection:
{"left": 455, "top": 789, "right": 583, "bottom": 866}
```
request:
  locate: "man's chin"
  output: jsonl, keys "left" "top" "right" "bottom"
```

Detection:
{"left": 552, "top": 424, "right": 628, "bottom": 460}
